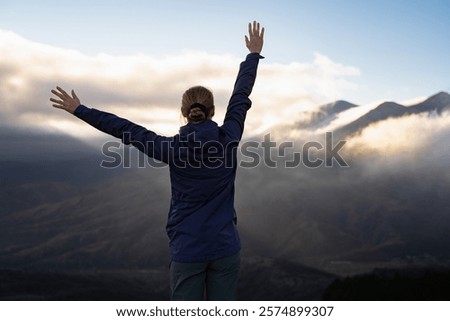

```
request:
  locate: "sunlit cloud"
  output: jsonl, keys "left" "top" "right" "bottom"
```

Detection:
{"left": 0, "top": 29, "right": 361, "bottom": 138}
{"left": 400, "top": 96, "right": 428, "bottom": 106}
{"left": 339, "top": 110, "right": 450, "bottom": 178}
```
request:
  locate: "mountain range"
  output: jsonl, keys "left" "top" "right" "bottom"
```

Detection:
{"left": 334, "top": 92, "right": 450, "bottom": 138}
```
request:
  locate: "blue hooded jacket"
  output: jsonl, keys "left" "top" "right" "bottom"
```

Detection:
{"left": 74, "top": 52, "right": 263, "bottom": 262}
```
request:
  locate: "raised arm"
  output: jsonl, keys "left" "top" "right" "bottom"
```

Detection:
{"left": 222, "top": 21, "right": 265, "bottom": 141}
{"left": 50, "top": 86, "right": 170, "bottom": 163}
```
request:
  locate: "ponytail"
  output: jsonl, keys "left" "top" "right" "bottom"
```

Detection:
{"left": 181, "top": 86, "right": 215, "bottom": 123}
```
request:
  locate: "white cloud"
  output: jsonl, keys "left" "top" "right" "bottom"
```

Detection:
{"left": 341, "top": 111, "right": 450, "bottom": 177}
{"left": 0, "top": 29, "right": 361, "bottom": 138}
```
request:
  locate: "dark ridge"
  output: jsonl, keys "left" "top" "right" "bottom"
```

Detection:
{"left": 323, "top": 266, "right": 450, "bottom": 300}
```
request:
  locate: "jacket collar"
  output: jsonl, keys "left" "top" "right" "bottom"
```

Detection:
{"left": 179, "top": 119, "right": 218, "bottom": 136}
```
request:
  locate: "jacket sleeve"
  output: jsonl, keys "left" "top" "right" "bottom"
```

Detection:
{"left": 221, "top": 52, "right": 263, "bottom": 141}
{"left": 74, "top": 105, "right": 171, "bottom": 163}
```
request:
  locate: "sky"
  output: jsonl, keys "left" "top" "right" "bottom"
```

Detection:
{"left": 0, "top": 0, "right": 449, "bottom": 138}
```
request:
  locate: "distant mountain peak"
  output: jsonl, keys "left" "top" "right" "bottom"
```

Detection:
{"left": 294, "top": 100, "right": 359, "bottom": 129}
{"left": 432, "top": 91, "right": 449, "bottom": 98}
{"left": 320, "top": 100, "right": 358, "bottom": 114}
{"left": 409, "top": 91, "right": 450, "bottom": 114}
{"left": 372, "top": 101, "right": 405, "bottom": 112}
{"left": 423, "top": 91, "right": 450, "bottom": 104}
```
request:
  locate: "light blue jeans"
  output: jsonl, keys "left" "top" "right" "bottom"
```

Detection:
{"left": 169, "top": 253, "right": 240, "bottom": 301}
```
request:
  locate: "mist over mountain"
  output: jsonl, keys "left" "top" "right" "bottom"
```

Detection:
{"left": 1, "top": 91, "right": 450, "bottom": 300}
{"left": 411, "top": 91, "right": 450, "bottom": 114}
{"left": 335, "top": 91, "right": 450, "bottom": 138}
{"left": 295, "top": 100, "right": 358, "bottom": 129}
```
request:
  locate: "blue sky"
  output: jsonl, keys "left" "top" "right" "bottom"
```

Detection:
{"left": 1, "top": 0, "right": 449, "bottom": 104}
